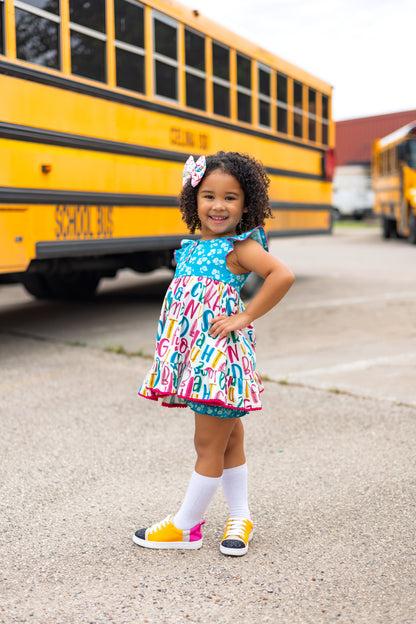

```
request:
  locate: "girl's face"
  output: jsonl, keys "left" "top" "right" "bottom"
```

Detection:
{"left": 196, "top": 169, "right": 247, "bottom": 239}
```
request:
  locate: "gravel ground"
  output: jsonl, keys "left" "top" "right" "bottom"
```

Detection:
{"left": 1, "top": 335, "right": 415, "bottom": 624}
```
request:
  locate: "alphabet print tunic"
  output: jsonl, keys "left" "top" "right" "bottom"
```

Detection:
{"left": 138, "top": 227, "right": 268, "bottom": 412}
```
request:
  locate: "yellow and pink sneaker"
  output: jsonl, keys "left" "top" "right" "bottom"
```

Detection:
{"left": 220, "top": 517, "right": 253, "bottom": 556}
{"left": 133, "top": 514, "right": 205, "bottom": 550}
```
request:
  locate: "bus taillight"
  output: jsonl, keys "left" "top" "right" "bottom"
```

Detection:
{"left": 324, "top": 148, "right": 335, "bottom": 181}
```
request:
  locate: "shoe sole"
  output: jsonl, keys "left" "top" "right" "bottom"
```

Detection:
{"left": 132, "top": 534, "right": 203, "bottom": 550}
{"left": 220, "top": 531, "right": 253, "bottom": 557}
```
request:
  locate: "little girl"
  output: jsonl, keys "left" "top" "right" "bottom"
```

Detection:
{"left": 134, "top": 151, "right": 294, "bottom": 556}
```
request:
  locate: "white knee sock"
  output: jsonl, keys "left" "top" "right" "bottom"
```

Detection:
{"left": 221, "top": 463, "right": 251, "bottom": 518}
{"left": 173, "top": 470, "right": 222, "bottom": 530}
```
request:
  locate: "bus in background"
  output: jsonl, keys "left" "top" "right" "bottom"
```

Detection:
{"left": 373, "top": 121, "right": 416, "bottom": 243}
{"left": 0, "top": 0, "right": 334, "bottom": 299}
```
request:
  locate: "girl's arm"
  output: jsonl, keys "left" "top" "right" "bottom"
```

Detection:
{"left": 209, "top": 238, "right": 295, "bottom": 339}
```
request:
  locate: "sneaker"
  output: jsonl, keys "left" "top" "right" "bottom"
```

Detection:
{"left": 133, "top": 514, "right": 205, "bottom": 550}
{"left": 220, "top": 517, "right": 253, "bottom": 556}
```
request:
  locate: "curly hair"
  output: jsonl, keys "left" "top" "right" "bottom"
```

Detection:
{"left": 178, "top": 151, "right": 272, "bottom": 234}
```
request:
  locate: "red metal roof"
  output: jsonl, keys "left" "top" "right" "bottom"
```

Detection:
{"left": 335, "top": 109, "right": 416, "bottom": 166}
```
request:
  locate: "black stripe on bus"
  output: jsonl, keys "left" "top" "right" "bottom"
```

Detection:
{"left": 35, "top": 228, "right": 332, "bottom": 259}
{"left": 0, "top": 187, "right": 179, "bottom": 206}
{"left": 0, "top": 59, "right": 328, "bottom": 155}
{"left": 0, "top": 121, "right": 325, "bottom": 182}
{"left": 0, "top": 186, "right": 333, "bottom": 211}
{"left": 36, "top": 236, "right": 189, "bottom": 258}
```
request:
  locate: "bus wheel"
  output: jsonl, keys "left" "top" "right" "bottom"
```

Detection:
{"left": 409, "top": 215, "right": 416, "bottom": 245}
{"left": 46, "top": 272, "right": 101, "bottom": 299}
{"left": 21, "top": 274, "right": 53, "bottom": 299}
{"left": 241, "top": 273, "right": 264, "bottom": 299}
{"left": 382, "top": 216, "right": 396, "bottom": 239}
{"left": 22, "top": 272, "right": 100, "bottom": 299}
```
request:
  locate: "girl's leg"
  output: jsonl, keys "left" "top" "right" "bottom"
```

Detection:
{"left": 220, "top": 419, "right": 252, "bottom": 556}
{"left": 224, "top": 418, "right": 246, "bottom": 469}
{"left": 194, "top": 412, "right": 238, "bottom": 477}
{"left": 173, "top": 413, "right": 237, "bottom": 529}
{"left": 222, "top": 419, "right": 251, "bottom": 518}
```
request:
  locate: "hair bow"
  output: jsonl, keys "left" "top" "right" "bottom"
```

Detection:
{"left": 183, "top": 155, "right": 206, "bottom": 187}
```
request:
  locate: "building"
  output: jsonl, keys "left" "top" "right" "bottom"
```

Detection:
{"left": 333, "top": 109, "right": 416, "bottom": 218}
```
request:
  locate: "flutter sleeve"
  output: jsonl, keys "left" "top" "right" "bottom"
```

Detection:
{"left": 227, "top": 226, "right": 269, "bottom": 253}
{"left": 174, "top": 239, "right": 196, "bottom": 266}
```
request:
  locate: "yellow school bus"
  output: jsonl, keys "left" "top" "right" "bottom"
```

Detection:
{"left": 0, "top": 0, "right": 334, "bottom": 298}
{"left": 373, "top": 121, "right": 416, "bottom": 243}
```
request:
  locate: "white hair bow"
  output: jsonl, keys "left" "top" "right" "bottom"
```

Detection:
{"left": 182, "top": 155, "right": 206, "bottom": 187}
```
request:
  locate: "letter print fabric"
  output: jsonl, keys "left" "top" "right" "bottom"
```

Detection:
{"left": 138, "top": 227, "right": 268, "bottom": 412}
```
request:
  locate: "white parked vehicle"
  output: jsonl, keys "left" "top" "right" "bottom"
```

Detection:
{"left": 332, "top": 164, "right": 374, "bottom": 219}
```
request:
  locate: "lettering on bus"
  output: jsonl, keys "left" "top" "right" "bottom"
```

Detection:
{"left": 55, "top": 205, "right": 114, "bottom": 239}
{"left": 169, "top": 127, "right": 209, "bottom": 151}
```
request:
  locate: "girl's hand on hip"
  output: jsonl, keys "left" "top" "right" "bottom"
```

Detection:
{"left": 209, "top": 313, "right": 251, "bottom": 339}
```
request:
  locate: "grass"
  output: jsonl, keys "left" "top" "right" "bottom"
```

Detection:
{"left": 334, "top": 218, "right": 379, "bottom": 229}
{"left": 259, "top": 374, "right": 292, "bottom": 385}
{"left": 104, "top": 344, "right": 152, "bottom": 358}
{"left": 259, "top": 374, "right": 353, "bottom": 399}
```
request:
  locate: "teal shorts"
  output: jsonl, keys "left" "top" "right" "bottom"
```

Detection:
{"left": 186, "top": 400, "right": 248, "bottom": 419}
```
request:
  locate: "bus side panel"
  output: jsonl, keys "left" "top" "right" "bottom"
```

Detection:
{"left": 0, "top": 207, "right": 31, "bottom": 273}
{"left": 271, "top": 208, "right": 332, "bottom": 234}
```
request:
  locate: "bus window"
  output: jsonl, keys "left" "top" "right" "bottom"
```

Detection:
{"left": 15, "top": 0, "right": 60, "bottom": 70}
{"left": 258, "top": 64, "right": 271, "bottom": 128}
{"left": 322, "top": 123, "right": 328, "bottom": 145}
{"left": 70, "top": 0, "right": 106, "bottom": 83}
{"left": 184, "top": 28, "right": 206, "bottom": 111}
{"left": 114, "top": 0, "right": 145, "bottom": 93}
{"left": 276, "top": 72, "right": 288, "bottom": 134}
{"left": 321, "top": 93, "right": 329, "bottom": 144}
{"left": 406, "top": 140, "right": 416, "bottom": 169}
{"left": 153, "top": 11, "right": 178, "bottom": 101}
{"left": 293, "top": 80, "right": 303, "bottom": 138}
{"left": 212, "top": 41, "right": 230, "bottom": 117}
{"left": 0, "top": 0, "right": 4, "bottom": 55}
{"left": 236, "top": 53, "right": 251, "bottom": 123}
{"left": 70, "top": 0, "right": 105, "bottom": 32}
{"left": 308, "top": 88, "right": 316, "bottom": 141}
{"left": 277, "top": 107, "right": 288, "bottom": 134}
{"left": 237, "top": 53, "right": 251, "bottom": 88}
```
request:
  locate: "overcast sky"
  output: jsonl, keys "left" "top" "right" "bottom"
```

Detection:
{"left": 179, "top": 0, "right": 415, "bottom": 121}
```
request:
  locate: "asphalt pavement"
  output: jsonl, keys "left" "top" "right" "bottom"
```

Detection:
{"left": 0, "top": 226, "right": 415, "bottom": 623}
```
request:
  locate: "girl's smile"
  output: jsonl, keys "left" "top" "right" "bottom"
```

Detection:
{"left": 197, "top": 170, "right": 247, "bottom": 239}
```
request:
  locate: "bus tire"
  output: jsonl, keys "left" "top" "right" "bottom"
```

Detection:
{"left": 46, "top": 272, "right": 101, "bottom": 299}
{"left": 241, "top": 273, "right": 264, "bottom": 299}
{"left": 382, "top": 216, "right": 396, "bottom": 239}
{"left": 22, "top": 272, "right": 100, "bottom": 299}
{"left": 21, "top": 274, "right": 53, "bottom": 299}
{"left": 409, "top": 214, "right": 416, "bottom": 245}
